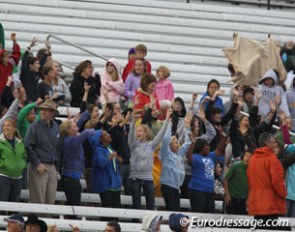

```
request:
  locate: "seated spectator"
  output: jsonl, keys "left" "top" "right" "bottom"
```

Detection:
{"left": 198, "top": 79, "right": 224, "bottom": 114}
{"left": 155, "top": 65, "right": 174, "bottom": 102}
{"left": 4, "top": 213, "right": 24, "bottom": 232}
{"left": 104, "top": 221, "right": 121, "bottom": 232}
{"left": 100, "top": 58, "right": 124, "bottom": 106}
{"left": 128, "top": 109, "right": 171, "bottom": 210}
{"left": 0, "top": 33, "right": 21, "bottom": 94}
{"left": 133, "top": 74, "right": 160, "bottom": 113}
{"left": 59, "top": 120, "right": 95, "bottom": 206}
{"left": 122, "top": 44, "right": 151, "bottom": 82}
{"left": 171, "top": 96, "right": 187, "bottom": 136}
{"left": 141, "top": 212, "right": 162, "bottom": 232}
{"left": 52, "top": 70, "right": 71, "bottom": 106}
{"left": 160, "top": 112, "right": 193, "bottom": 211}
{"left": 88, "top": 130, "right": 122, "bottom": 208}
{"left": 186, "top": 127, "right": 227, "bottom": 213}
{"left": 258, "top": 69, "right": 289, "bottom": 118}
{"left": 224, "top": 151, "right": 251, "bottom": 215}
{"left": 0, "top": 118, "right": 26, "bottom": 202}
{"left": 25, "top": 213, "right": 47, "bottom": 232}
{"left": 124, "top": 58, "right": 147, "bottom": 104}
{"left": 20, "top": 37, "right": 40, "bottom": 102}
{"left": 169, "top": 213, "right": 189, "bottom": 232}
{"left": 247, "top": 132, "right": 287, "bottom": 226}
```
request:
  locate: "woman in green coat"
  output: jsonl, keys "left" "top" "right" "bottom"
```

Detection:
{"left": 0, "top": 118, "right": 26, "bottom": 202}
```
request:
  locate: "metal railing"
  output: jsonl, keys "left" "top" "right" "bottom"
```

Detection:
{"left": 189, "top": 0, "right": 294, "bottom": 10}
{"left": 46, "top": 34, "right": 108, "bottom": 68}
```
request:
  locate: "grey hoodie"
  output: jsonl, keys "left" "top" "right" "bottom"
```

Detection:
{"left": 258, "top": 69, "right": 290, "bottom": 117}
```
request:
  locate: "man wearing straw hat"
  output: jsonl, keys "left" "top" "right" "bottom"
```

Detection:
{"left": 24, "top": 99, "right": 60, "bottom": 204}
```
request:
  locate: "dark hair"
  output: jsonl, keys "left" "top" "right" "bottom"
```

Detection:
{"left": 191, "top": 114, "right": 202, "bottom": 136}
{"left": 193, "top": 138, "right": 209, "bottom": 154}
{"left": 207, "top": 79, "right": 220, "bottom": 91}
{"left": 210, "top": 106, "right": 222, "bottom": 115}
{"left": 107, "top": 221, "right": 121, "bottom": 232}
{"left": 215, "top": 161, "right": 224, "bottom": 179}
{"left": 174, "top": 97, "right": 186, "bottom": 117}
{"left": 36, "top": 48, "right": 51, "bottom": 61}
{"left": 140, "top": 73, "right": 157, "bottom": 92}
{"left": 74, "top": 60, "right": 92, "bottom": 76}
{"left": 258, "top": 132, "right": 274, "bottom": 147}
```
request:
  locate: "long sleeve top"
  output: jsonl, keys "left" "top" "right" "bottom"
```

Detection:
{"left": 60, "top": 129, "right": 95, "bottom": 179}
{"left": 155, "top": 79, "right": 174, "bottom": 102}
{"left": 0, "top": 99, "right": 20, "bottom": 134}
{"left": 160, "top": 123, "right": 191, "bottom": 189}
{"left": 128, "top": 118, "right": 169, "bottom": 180}
{"left": 52, "top": 78, "right": 72, "bottom": 104}
{"left": 124, "top": 73, "right": 141, "bottom": 101}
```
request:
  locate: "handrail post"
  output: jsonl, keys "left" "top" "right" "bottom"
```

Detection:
{"left": 268, "top": 0, "right": 270, "bottom": 10}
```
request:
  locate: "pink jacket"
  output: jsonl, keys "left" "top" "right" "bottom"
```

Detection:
{"left": 155, "top": 79, "right": 174, "bottom": 102}
{"left": 100, "top": 58, "right": 124, "bottom": 105}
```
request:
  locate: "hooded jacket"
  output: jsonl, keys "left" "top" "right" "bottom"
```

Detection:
{"left": 247, "top": 146, "right": 287, "bottom": 216}
{"left": 258, "top": 69, "right": 289, "bottom": 117}
{"left": 155, "top": 78, "right": 174, "bottom": 102}
{"left": 100, "top": 58, "right": 124, "bottom": 105}
{"left": 141, "top": 212, "right": 162, "bottom": 232}
{"left": 88, "top": 130, "right": 121, "bottom": 193}
{"left": 286, "top": 75, "right": 295, "bottom": 131}
{"left": 0, "top": 43, "right": 21, "bottom": 93}
{"left": 0, "top": 133, "right": 27, "bottom": 178}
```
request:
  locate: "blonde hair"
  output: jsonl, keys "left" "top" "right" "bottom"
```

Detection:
{"left": 59, "top": 120, "right": 73, "bottom": 138}
{"left": 156, "top": 65, "right": 170, "bottom": 78}
{"left": 47, "top": 225, "right": 59, "bottom": 232}
{"left": 137, "top": 124, "right": 151, "bottom": 140}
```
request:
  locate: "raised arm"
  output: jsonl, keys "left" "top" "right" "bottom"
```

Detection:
{"left": 152, "top": 108, "right": 172, "bottom": 150}
{"left": 178, "top": 112, "right": 193, "bottom": 156}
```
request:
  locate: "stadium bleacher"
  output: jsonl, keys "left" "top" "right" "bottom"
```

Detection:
{"left": 1, "top": 0, "right": 294, "bottom": 106}
{"left": 1, "top": 0, "right": 295, "bottom": 231}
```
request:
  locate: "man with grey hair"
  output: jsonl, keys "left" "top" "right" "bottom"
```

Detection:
{"left": 4, "top": 213, "right": 24, "bottom": 232}
{"left": 247, "top": 132, "right": 287, "bottom": 229}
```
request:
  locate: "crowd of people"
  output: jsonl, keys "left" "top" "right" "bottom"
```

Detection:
{"left": 1, "top": 31, "right": 295, "bottom": 231}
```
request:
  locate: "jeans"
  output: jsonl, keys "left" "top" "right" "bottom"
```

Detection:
{"left": 61, "top": 175, "right": 82, "bottom": 206}
{"left": 119, "top": 163, "right": 131, "bottom": 195}
{"left": 161, "top": 184, "right": 180, "bottom": 211}
{"left": 286, "top": 199, "right": 295, "bottom": 217}
{"left": 190, "top": 189, "right": 214, "bottom": 213}
{"left": 0, "top": 175, "right": 22, "bottom": 202}
{"left": 99, "top": 190, "right": 121, "bottom": 208}
{"left": 131, "top": 178, "right": 154, "bottom": 210}
{"left": 226, "top": 197, "right": 247, "bottom": 215}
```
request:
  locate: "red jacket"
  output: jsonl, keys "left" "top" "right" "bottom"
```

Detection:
{"left": 133, "top": 89, "right": 160, "bottom": 112}
{"left": 0, "top": 43, "right": 21, "bottom": 93}
{"left": 122, "top": 59, "right": 152, "bottom": 83}
{"left": 247, "top": 146, "right": 287, "bottom": 216}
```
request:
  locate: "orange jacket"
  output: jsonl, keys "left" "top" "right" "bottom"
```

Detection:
{"left": 247, "top": 146, "right": 287, "bottom": 216}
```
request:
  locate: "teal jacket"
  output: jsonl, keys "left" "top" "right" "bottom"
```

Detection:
{"left": 0, "top": 133, "right": 27, "bottom": 178}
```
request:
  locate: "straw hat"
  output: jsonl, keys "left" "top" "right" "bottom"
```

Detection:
{"left": 38, "top": 99, "right": 59, "bottom": 117}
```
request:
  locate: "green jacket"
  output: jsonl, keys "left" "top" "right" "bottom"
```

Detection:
{"left": 17, "top": 103, "right": 40, "bottom": 139}
{"left": 0, "top": 133, "right": 27, "bottom": 178}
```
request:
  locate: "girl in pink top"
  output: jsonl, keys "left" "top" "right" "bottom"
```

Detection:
{"left": 155, "top": 65, "right": 174, "bottom": 102}
{"left": 100, "top": 58, "right": 124, "bottom": 105}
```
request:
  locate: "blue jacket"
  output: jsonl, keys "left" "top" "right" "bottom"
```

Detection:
{"left": 88, "top": 130, "right": 122, "bottom": 193}
{"left": 60, "top": 129, "right": 95, "bottom": 178}
{"left": 160, "top": 123, "right": 191, "bottom": 189}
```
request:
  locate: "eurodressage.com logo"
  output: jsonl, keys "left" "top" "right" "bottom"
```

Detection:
{"left": 179, "top": 216, "right": 289, "bottom": 230}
